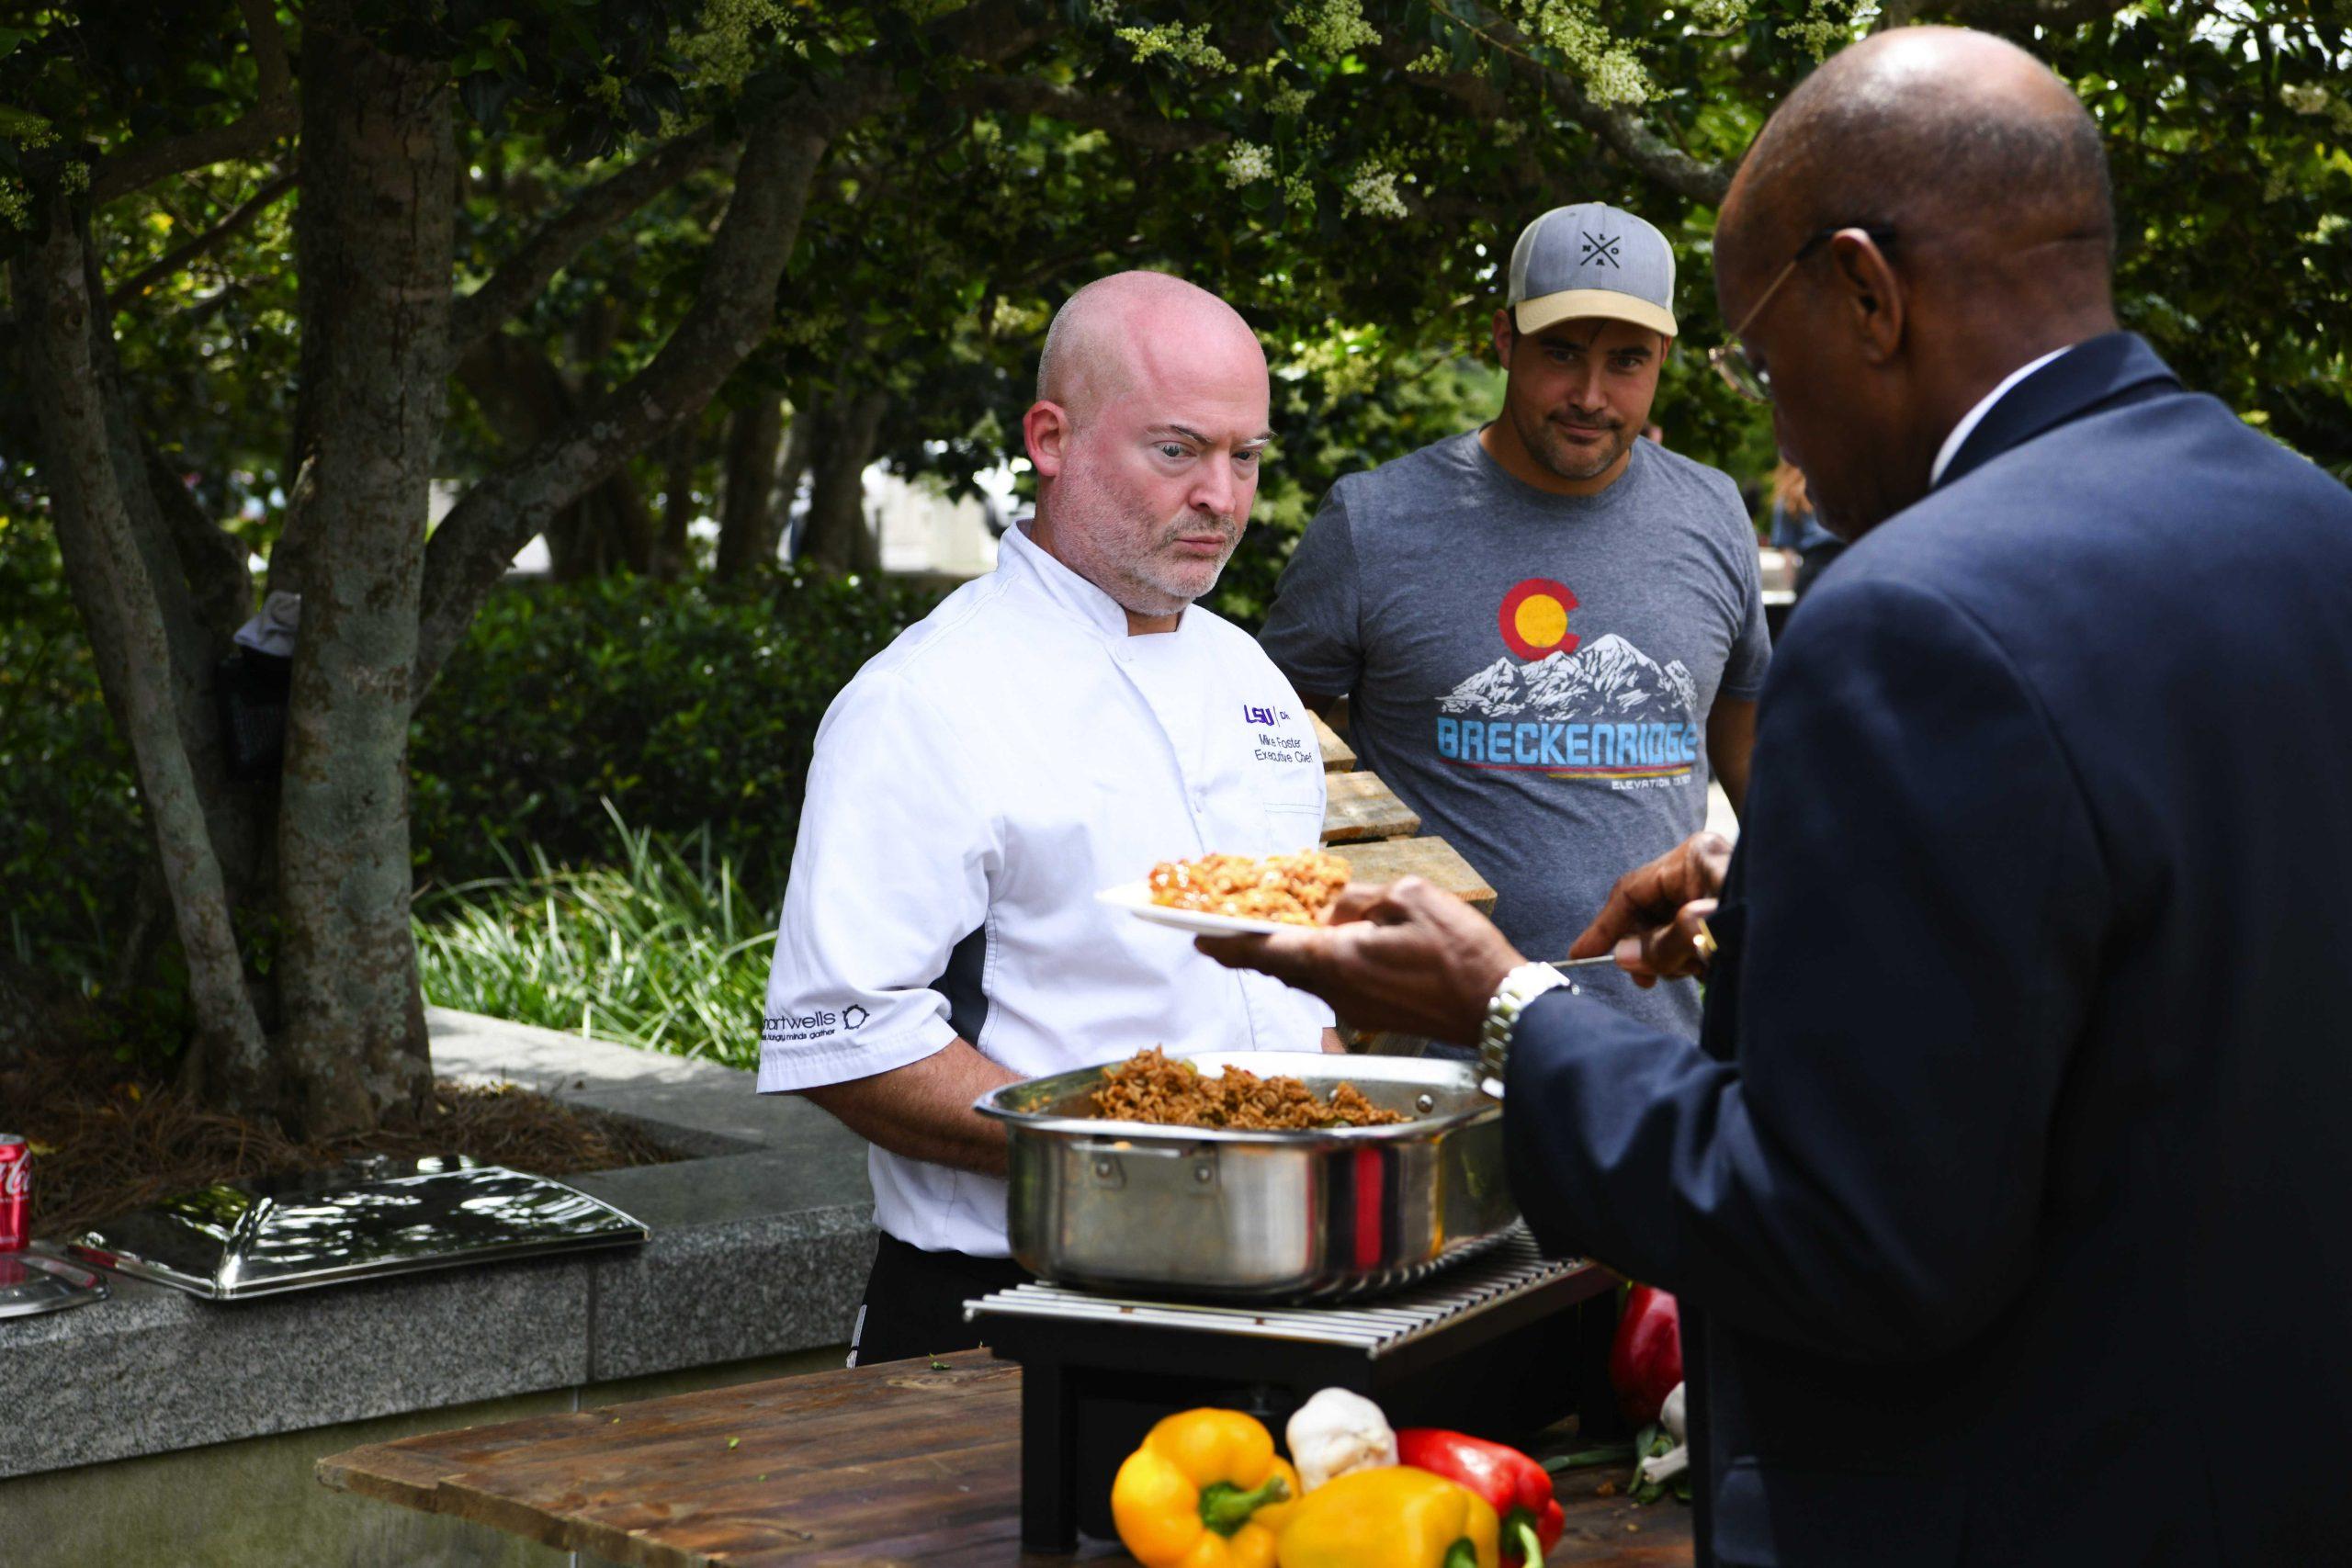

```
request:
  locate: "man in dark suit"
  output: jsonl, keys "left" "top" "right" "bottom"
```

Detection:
{"left": 1203, "top": 26, "right": 2352, "bottom": 1566}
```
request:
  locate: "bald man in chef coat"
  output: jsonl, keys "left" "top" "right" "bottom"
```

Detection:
{"left": 760, "top": 272, "right": 1340, "bottom": 1366}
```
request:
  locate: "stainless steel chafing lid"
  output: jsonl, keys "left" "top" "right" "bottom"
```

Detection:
{"left": 63, "top": 1156, "right": 647, "bottom": 1301}
{"left": 974, "top": 1050, "right": 1498, "bottom": 1141}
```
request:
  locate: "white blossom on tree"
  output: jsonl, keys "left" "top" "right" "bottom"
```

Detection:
{"left": 1223, "top": 140, "right": 1276, "bottom": 186}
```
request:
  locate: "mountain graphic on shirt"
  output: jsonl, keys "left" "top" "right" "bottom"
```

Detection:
{"left": 1440, "top": 634, "right": 1696, "bottom": 724}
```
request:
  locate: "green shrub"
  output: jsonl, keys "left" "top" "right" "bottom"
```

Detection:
{"left": 413, "top": 807, "right": 773, "bottom": 1066}
{"left": 411, "top": 567, "right": 942, "bottom": 907}
{"left": 3, "top": 542, "right": 939, "bottom": 1029}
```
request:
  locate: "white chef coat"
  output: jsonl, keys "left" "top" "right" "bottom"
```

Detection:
{"left": 758, "top": 522, "right": 1335, "bottom": 1258}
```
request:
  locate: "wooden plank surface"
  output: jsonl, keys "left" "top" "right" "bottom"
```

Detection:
{"left": 320, "top": 1350, "right": 1690, "bottom": 1566}
{"left": 1312, "top": 711, "right": 1354, "bottom": 773}
{"left": 1331, "top": 835, "right": 1498, "bottom": 911}
{"left": 1317, "top": 768, "right": 1420, "bottom": 844}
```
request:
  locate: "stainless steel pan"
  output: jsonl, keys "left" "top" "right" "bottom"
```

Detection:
{"left": 974, "top": 1051, "right": 1514, "bottom": 1302}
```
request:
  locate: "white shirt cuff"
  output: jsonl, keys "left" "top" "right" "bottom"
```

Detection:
{"left": 755, "top": 1016, "right": 960, "bottom": 1094}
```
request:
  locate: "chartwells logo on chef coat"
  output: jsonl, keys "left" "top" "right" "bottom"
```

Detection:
{"left": 762, "top": 1003, "right": 868, "bottom": 1044}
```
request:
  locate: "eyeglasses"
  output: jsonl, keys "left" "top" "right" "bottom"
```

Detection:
{"left": 1708, "top": 225, "right": 1897, "bottom": 404}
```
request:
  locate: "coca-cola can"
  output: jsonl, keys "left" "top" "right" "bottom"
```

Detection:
{"left": 0, "top": 1134, "right": 29, "bottom": 1252}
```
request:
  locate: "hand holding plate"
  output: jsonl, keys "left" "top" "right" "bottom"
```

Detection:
{"left": 1194, "top": 877, "right": 1525, "bottom": 1045}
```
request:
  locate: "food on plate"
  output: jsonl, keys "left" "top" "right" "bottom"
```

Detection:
{"left": 1090, "top": 1047, "right": 1408, "bottom": 1131}
{"left": 1147, "top": 849, "right": 1351, "bottom": 926}
{"left": 1112, "top": 1408, "right": 1298, "bottom": 1568}
{"left": 1274, "top": 1464, "right": 1500, "bottom": 1568}
{"left": 1286, "top": 1387, "right": 1398, "bottom": 1494}
{"left": 1393, "top": 1430, "right": 1564, "bottom": 1568}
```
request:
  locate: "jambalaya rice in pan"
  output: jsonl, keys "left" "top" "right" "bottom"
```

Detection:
{"left": 1088, "top": 1047, "right": 1408, "bottom": 1131}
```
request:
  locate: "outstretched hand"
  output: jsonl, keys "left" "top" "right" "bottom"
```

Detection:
{"left": 1193, "top": 876, "right": 1525, "bottom": 1046}
{"left": 1567, "top": 831, "right": 1734, "bottom": 987}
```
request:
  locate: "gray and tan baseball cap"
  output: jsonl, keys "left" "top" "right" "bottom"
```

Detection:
{"left": 1507, "top": 202, "right": 1678, "bottom": 339}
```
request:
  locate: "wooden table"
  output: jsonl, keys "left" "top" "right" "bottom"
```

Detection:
{"left": 1312, "top": 714, "right": 1498, "bottom": 912}
{"left": 318, "top": 1350, "right": 1691, "bottom": 1566}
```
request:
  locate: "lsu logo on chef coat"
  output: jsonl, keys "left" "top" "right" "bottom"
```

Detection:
{"left": 1243, "top": 699, "right": 1310, "bottom": 766}
{"left": 1435, "top": 579, "right": 1701, "bottom": 786}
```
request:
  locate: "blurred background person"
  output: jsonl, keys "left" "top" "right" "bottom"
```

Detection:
{"left": 1766, "top": 459, "right": 1841, "bottom": 598}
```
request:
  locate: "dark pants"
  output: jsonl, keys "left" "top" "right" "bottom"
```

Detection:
{"left": 849, "top": 1231, "right": 1034, "bottom": 1367}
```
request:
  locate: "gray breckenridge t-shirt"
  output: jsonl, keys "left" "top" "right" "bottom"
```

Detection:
{"left": 1261, "top": 431, "right": 1770, "bottom": 1040}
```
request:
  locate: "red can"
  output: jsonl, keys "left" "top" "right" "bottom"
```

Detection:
{"left": 0, "top": 1134, "right": 29, "bottom": 1252}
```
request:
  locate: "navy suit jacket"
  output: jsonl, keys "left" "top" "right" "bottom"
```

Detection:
{"left": 1507, "top": 334, "right": 2352, "bottom": 1565}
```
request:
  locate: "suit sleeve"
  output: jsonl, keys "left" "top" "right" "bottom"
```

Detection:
{"left": 1505, "top": 576, "right": 2109, "bottom": 1360}
{"left": 1256, "top": 483, "right": 1363, "bottom": 700}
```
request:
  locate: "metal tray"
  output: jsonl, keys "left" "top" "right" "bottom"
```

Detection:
{"left": 975, "top": 1051, "right": 1513, "bottom": 1303}
{"left": 62, "top": 1156, "right": 647, "bottom": 1300}
{"left": 0, "top": 1247, "right": 110, "bottom": 1319}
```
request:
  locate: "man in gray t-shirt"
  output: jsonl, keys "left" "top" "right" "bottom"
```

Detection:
{"left": 1260, "top": 203, "right": 1769, "bottom": 1040}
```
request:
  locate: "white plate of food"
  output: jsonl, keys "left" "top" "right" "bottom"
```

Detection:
{"left": 1096, "top": 881, "right": 1300, "bottom": 937}
{"left": 1099, "top": 850, "right": 1351, "bottom": 938}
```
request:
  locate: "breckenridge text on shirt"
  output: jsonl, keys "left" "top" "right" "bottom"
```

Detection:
{"left": 1437, "top": 715, "right": 1699, "bottom": 778}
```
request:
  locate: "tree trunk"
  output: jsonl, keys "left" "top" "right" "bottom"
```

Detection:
{"left": 456, "top": 333, "right": 656, "bottom": 581}
{"left": 14, "top": 195, "right": 273, "bottom": 1107}
{"left": 715, "top": 396, "right": 785, "bottom": 579}
{"left": 413, "top": 107, "right": 843, "bottom": 693}
{"left": 654, "top": 421, "right": 699, "bottom": 579}
{"left": 800, "top": 390, "right": 888, "bottom": 575}
{"left": 268, "top": 8, "right": 454, "bottom": 1136}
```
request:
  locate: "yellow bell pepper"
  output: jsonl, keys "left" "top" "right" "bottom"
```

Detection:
{"left": 1275, "top": 1465, "right": 1501, "bottom": 1568}
{"left": 1112, "top": 1408, "right": 1302, "bottom": 1568}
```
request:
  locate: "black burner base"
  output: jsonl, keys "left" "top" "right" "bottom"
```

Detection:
{"left": 976, "top": 1253, "right": 1621, "bottom": 1553}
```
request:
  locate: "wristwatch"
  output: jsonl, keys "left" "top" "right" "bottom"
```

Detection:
{"left": 1477, "top": 962, "right": 1575, "bottom": 1092}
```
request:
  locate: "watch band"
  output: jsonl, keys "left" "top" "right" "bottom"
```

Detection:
{"left": 1477, "top": 962, "right": 1574, "bottom": 1089}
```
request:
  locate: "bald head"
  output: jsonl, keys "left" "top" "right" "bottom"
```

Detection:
{"left": 1022, "top": 272, "right": 1272, "bottom": 628}
{"left": 1721, "top": 27, "right": 2111, "bottom": 293}
{"left": 1036, "top": 271, "right": 1264, "bottom": 422}
{"left": 1712, "top": 28, "right": 2120, "bottom": 538}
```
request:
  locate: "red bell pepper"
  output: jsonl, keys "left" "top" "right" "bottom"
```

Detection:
{"left": 1609, "top": 1283, "right": 1684, "bottom": 1427}
{"left": 1394, "top": 1428, "right": 1564, "bottom": 1567}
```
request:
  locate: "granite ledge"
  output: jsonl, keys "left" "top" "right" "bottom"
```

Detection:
{"left": 0, "top": 1009, "right": 876, "bottom": 1480}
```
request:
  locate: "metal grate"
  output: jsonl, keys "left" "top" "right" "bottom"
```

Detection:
{"left": 968, "top": 1224, "right": 1578, "bottom": 1356}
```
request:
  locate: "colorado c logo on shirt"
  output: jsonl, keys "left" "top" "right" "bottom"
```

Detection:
{"left": 1498, "top": 578, "right": 1580, "bottom": 660}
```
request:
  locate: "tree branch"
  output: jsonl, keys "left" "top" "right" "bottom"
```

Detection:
{"left": 87, "top": 2, "right": 296, "bottom": 205}
{"left": 239, "top": 0, "right": 292, "bottom": 99}
{"left": 944, "top": 74, "right": 1228, "bottom": 153}
{"left": 448, "top": 123, "right": 725, "bottom": 361}
{"left": 1410, "top": 3, "right": 1735, "bottom": 206}
{"left": 142, "top": 433, "right": 254, "bottom": 646}
{"left": 14, "top": 199, "right": 270, "bottom": 1089}
{"left": 413, "top": 0, "right": 1052, "bottom": 694}
{"left": 1882, "top": 0, "right": 2139, "bottom": 30}
{"left": 413, "top": 99, "right": 855, "bottom": 694}
{"left": 107, "top": 165, "right": 299, "bottom": 310}
{"left": 92, "top": 99, "right": 300, "bottom": 205}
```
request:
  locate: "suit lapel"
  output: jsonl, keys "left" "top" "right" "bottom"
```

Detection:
{"left": 1938, "top": 333, "right": 2180, "bottom": 489}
